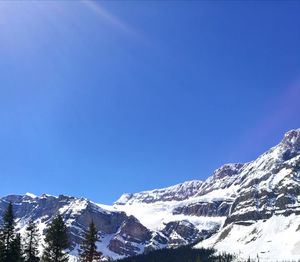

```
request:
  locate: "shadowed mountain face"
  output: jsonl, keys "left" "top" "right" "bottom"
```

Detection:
{"left": 0, "top": 195, "right": 153, "bottom": 260}
{"left": 1, "top": 129, "right": 300, "bottom": 261}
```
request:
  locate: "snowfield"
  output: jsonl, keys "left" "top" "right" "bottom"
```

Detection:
{"left": 113, "top": 200, "right": 225, "bottom": 232}
{"left": 196, "top": 214, "right": 300, "bottom": 261}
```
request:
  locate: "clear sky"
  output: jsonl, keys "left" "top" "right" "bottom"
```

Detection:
{"left": 0, "top": 1, "right": 300, "bottom": 204}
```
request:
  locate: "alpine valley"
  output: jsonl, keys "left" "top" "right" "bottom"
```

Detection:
{"left": 1, "top": 129, "right": 300, "bottom": 261}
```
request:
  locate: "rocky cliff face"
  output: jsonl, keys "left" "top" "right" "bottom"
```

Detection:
{"left": 196, "top": 129, "right": 300, "bottom": 260}
{"left": 115, "top": 180, "right": 204, "bottom": 205}
{"left": 115, "top": 129, "right": 300, "bottom": 260}
{"left": 1, "top": 129, "right": 300, "bottom": 261}
{"left": 0, "top": 194, "right": 154, "bottom": 260}
{"left": 224, "top": 129, "right": 300, "bottom": 226}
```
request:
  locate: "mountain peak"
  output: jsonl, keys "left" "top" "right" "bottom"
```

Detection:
{"left": 212, "top": 163, "right": 244, "bottom": 180}
{"left": 25, "top": 192, "right": 37, "bottom": 198}
{"left": 282, "top": 128, "right": 300, "bottom": 150}
{"left": 114, "top": 180, "right": 203, "bottom": 205}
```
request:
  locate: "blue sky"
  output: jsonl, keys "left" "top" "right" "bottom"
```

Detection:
{"left": 0, "top": 1, "right": 300, "bottom": 204}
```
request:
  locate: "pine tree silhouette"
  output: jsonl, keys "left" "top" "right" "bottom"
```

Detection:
{"left": 78, "top": 221, "right": 102, "bottom": 262}
{"left": 42, "top": 214, "right": 69, "bottom": 262}
{"left": 24, "top": 220, "right": 40, "bottom": 262}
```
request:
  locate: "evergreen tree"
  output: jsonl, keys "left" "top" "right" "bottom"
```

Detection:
{"left": 23, "top": 220, "right": 40, "bottom": 262}
{"left": 0, "top": 202, "right": 24, "bottom": 262}
{"left": 78, "top": 221, "right": 102, "bottom": 262}
{"left": 10, "top": 234, "right": 24, "bottom": 262}
{"left": 115, "top": 246, "right": 229, "bottom": 262}
{"left": 42, "top": 214, "right": 69, "bottom": 262}
{"left": 0, "top": 235, "right": 5, "bottom": 262}
{"left": 195, "top": 257, "right": 201, "bottom": 262}
{"left": 3, "top": 202, "right": 15, "bottom": 260}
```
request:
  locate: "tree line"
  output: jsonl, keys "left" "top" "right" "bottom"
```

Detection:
{"left": 117, "top": 245, "right": 234, "bottom": 262}
{"left": 0, "top": 202, "right": 103, "bottom": 262}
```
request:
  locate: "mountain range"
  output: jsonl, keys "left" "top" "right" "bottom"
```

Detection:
{"left": 1, "top": 128, "right": 300, "bottom": 261}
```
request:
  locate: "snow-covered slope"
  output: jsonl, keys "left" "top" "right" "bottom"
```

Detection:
{"left": 195, "top": 129, "right": 300, "bottom": 261}
{"left": 197, "top": 214, "right": 300, "bottom": 261}
{"left": 114, "top": 180, "right": 204, "bottom": 205}
{"left": 1, "top": 129, "right": 300, "bottom": 261}
{"left": 114, "top": 129, "right": 300, "bottom": 261}
{"left": 112, "top": 162, "right": 244, "bottom": 235}
{"left": 0, "top": 194, "right": 153, "bottom": 260}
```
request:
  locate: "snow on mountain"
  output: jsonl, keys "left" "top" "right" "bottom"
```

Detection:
{"left": 195, "top": 128, "right": 300, "bottom": 261}
{"left": 112, "top": 163, "right": 244, "bottom": 233}
{"left": 0, "top": 194, "right": 151, "bottom": 260}
{"left": 25, "top": 192, "right": 37, "bottom": 198}
{"left": 1, "top": 128, "right": 300, "bottom": 261}
{"left": 114, "top": 128, "right": 300, "bottom": 261}
{"left": 113, "top": 197, "right": 224, "bottom": 233}
{"left": 114, "top": 180, "right": 204, "bottom": 205}
{"left": 197, "top": 214, "right": 300, "bottom": 261}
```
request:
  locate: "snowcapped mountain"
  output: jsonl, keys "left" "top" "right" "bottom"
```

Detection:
{"left": 1, "top": 129, "right": 300, "bottom": 261}
{"left": 196, "top": 129, "right": 300, "bottom": 261}
{"left": 0, "top": 193, "right": 159, "bottom": 260}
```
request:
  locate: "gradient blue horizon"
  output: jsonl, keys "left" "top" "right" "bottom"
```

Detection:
{"left": 0, "top": 1, "right": 300, "bottom": 204}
